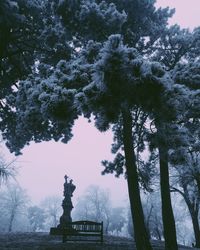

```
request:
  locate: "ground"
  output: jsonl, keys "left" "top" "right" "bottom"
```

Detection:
{"left": 0, "top": 233, "right": 199, "bottom": 250}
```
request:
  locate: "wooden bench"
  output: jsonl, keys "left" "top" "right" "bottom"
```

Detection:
{"left": 62, "top": 220, "right": 103, "bottom": 243}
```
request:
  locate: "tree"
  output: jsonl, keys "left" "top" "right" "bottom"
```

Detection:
{"left": 172, "top": 195, "right": 194, "bottom": 247}
{"left": 0, "top": 158, "right": 17, "bottom": 184}
{"left": 81, "top": 34, "right": 185, "bottom": 249}
{"left": 0, "top": 0, "right": 42, "bottom": 94}
{"left": 0, "top": 184, "right": 29, "bottom": 232}
{"left": 73, "top": 185, "right": 112, "bottom": 234}
{"left": 40, "top": 195, "right": 62, "bottom": 228}
{"left": 126, "top": 206, "right": 134, "bottom": 238}
{"left": 171, "top": 161, "right": 200, "bottom": 247}
{"left": 163, "top": 42, "right": 200, "bottom": 247}
{"left": 0, "top": 0, "right": 70, "bottom": 94}
{"left": 0, "top": 137, "right": 17, "bottom": 184}
{"left": 0, "top": 0, "right": 73, "bottom": 154}
{"left": 141, "top": 22, "right": 200, "bottom": 250}
{"left": 168, "top": 63, "right": 200, "bottom": 247}
{"left": 27, "top": 206, "right": 46, "bottom": 232}
{"left": 142, "top": 23, "right": 200, "bottom": 249}
{"left": 109, "top": 207, "right": 126, "bottom": 235}
{"left": 142, "top": 192, "right": 163, "bottom": 241}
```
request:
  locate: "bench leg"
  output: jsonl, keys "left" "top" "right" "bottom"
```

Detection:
{"left": 62, "top": 234, "right": 67, "bottom": 243}
{"left": 101, "top": 233, "right": 103, "bottom": 244}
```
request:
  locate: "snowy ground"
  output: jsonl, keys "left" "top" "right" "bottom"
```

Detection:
{"left": 0, "top": 233, "right": 199, "bottom": 250}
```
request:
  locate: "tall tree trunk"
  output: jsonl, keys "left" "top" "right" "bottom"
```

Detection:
{"left": 184, "top": 193, "right": 200, "bottom": 248}
{"left": 146, "top": 204, "right": 153, "bottom": 239}
{"left": 155, "top": 228, "right": 162, "bottom": 241}
{"left": 8, "top": 212, "right": 15, "bottom": 232}
{"left": 122, "top": 109, "right": 152, "bottom": 250}
{"left": 159, "top": 145, "right": 178, "bottom": 250}
{"left": 190, "top": 210, "right": 200, "bottom": 247}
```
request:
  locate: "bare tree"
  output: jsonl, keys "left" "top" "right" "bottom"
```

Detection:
{"left": 170, "top": 148, "right": 200, "bottom": 248}
{"left": 109, "top": 207, "right": 126, "bottom": 235}
{"left": 27, "top": 206, "right": 46, "bottom": 232}
{"left": 0, "top": 184, "right": 29, "bottom": 232}
{"left": 142, "top": 192, "right": 163, "bottom": 241}
{"left": 73, "top": 185, "right": 112, "bottom": 234}
{"left": 40, "top": 195, "right": 62, "bottom": 228}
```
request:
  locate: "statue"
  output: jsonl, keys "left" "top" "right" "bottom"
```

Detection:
{"left": 58, "top": 175, "right": 76, "bottom": 228}
{"left": 64, "top": 175, "right": 76, "bottom": 198}
{"left": 50, "top": 175, "right": 76, "bottom": 234}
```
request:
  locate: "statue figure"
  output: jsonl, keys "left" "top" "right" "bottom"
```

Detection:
{"left": 64, "top": 176, "right": 76, "bottom": 198}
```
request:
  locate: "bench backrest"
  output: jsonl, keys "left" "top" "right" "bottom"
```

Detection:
{"left": 70, "top": 220, "right": 103, "bottom": 232}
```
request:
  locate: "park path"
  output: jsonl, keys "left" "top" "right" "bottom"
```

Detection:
{"left": 0, "top": 233, "right": 199, "bottom": 250}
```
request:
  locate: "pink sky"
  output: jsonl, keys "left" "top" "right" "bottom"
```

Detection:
{"left": 156, "top": 0, "right": 200, "bottom": 29}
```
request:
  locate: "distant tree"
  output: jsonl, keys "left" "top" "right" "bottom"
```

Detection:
{"left": 73, "top": 185, "right": 111, "bottom": 234}
{"left": 143, "top": 190, "right": 195, "bottom": 246}
{"left": 0, "top": 184, "right": 29, "bottom": 232}
{"left": 172, "top": 194, "right": 194, "bottom": 247}
{"left": 127, "top": 190, "right": 163, "bottom": 241}
{"left": 40, "top": 195, "right": 62, "bottom": 228}
{"left": 126, "top": 206, "right": 134, "bottom": 238}
{"left": 109, "top": 207, "right": 126, "bottom": 235}
{"left": 142, "top": 192, "right": 163, "bottom": 241}
{"left": 171, "top": 158, "right": 200, "bottom": 247}
{"left": 27, "top": 206, "right": 46, "bottom": 232}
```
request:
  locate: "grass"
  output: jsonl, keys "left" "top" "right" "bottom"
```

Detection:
{"left": 0, "top": 232, "right": 199, "bottom": 250}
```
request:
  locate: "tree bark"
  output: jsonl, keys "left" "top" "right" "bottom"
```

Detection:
{"left": 155, "top": 228, "right": 162, "bottom": 241}
{"left": 8, "top": 212, "right": 15, "bottom": 232}
{"left": 122, "top": 109, "right": 152, "bottom": 250}
{"left": 159, "top": 145, "right": 178, "bottom": 250}
{"left": 183, "top": 192, "right": 200, "bottom": 248}
{"left": 191, "top": 210, "right": 200, "bottom": 247}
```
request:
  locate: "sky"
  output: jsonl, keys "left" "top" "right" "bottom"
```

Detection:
{"left": 2, "top": 0, "right": 200, "bottom": 208}
{"left": 156, "top": 0, "right": 200, "bottom": 30}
